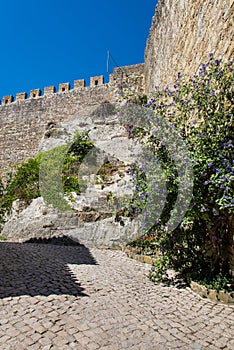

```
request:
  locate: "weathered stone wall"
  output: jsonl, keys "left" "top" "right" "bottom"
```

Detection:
{"left": 144, "top": 0, "right": 234, "bottom": 92}
{"left": 144, "top": 0, "right": 234, "bottom": 272}
{"left": 0, "top": 63, "right": 144, "bottom": 173}
{"left": 0, "top": 63, "right": 144, "bottom": 247}
{"left": 1, "top": 108, "right": 141, "bottom": 247}
{"left": 110, "top": 63, "right": 145, "bottom": 96}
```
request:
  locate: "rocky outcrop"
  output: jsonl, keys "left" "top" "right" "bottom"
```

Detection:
{"left": 2, "top": 197, "right": 139, "bottom": 247}
{"left": 2, "top": 106, "right": 141, "bottom": 247}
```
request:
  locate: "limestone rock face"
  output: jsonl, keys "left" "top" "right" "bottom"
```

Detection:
{"left": 2, "top": 196, "right": 139, "bottom": 247}
{"left": 2, "top": 106, "right": 141, "bottom": 247}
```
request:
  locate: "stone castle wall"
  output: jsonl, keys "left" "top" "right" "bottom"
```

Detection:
{"left": 144, "top": 0, "right": 234, "bottom": 92}
{"left": 144, "top": 0, "right": 234, "bottom": 271}
{"left": 2, "top": 0, "right": 233, "bottom": 171}
{"left": 0, "top": 0, "right": 233, "bottom": 260}
{"left": 0, "top": 63, "right": 144, "bottom": 173}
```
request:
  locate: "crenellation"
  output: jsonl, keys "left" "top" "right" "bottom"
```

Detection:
{"left": 59, "top": 83, "right": 70, "bottom": 92}
{"left": 44, "top": 86, "right": 56, "bottom": 95}
{"left": 2, "top": 96, "right": 14, "bottom": 105}
{"left": 16, "top": 92, "right": 27, "bottom": 101}
{"left": 90, "top": 75, "right": 104, "bottom": 87}
{"left": 0, "top": 63, "right": 145, "bottom": 172}
{"left": 0, "top": 65, "right": 145, "bottom": 107}
{"left": 30, "top": 89, "right": 41, "bottom": 98}
{"left": 74, "top": 79, "right": 86, "bottom": 89}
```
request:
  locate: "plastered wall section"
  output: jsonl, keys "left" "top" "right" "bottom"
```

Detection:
{"left": 144, "top": 0, "right": 234, "bottom": 93}
{"left": 0, "top": 64, "right": 144, "bottom": 173}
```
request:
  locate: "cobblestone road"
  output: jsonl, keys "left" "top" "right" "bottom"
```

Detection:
{"left": 0, "top": 242, "right": 233, "bottom": 350}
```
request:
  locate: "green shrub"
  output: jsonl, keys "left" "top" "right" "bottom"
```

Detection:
{"left": 122, "top": 55, "right": 234, "bottom": 285}
{"left": 0, "top": 131, "right": 94, "bottom": 222}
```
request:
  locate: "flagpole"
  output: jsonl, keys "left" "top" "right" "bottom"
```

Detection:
{"left": 107, "top": 50, "right": 110, "bottom": 73}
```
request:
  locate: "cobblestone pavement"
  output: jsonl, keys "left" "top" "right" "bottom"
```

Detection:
{"left": 0, "top": 242, "right": 233, "bottom": 350}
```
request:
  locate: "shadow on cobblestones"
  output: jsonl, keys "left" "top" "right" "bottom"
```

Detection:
{"left": 0, "top": 239, "right": 97, "bottom": 298}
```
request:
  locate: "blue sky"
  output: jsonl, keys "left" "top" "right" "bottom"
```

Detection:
{"left": 0, "top": 0, "right": 157, "bottom": 100}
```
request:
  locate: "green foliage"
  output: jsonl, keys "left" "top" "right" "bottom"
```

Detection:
{"left": 0, "top": 155, "right": 41, "bottom": 214}
{"left": 128, "top": 234, "right": 159, "bottom": 256}
{"left": 96, "top": 161, "right": 121, "bottom": 184}
{"left": 96, "top": 162, "right": 113, "bottom": 183}
{"left": 39, "top": 144, "right": 72, "bottom": 211}
{"left": 122, "top": 164, "right": 148, "bottom": 218}
{"left": 0, "top": 131, "right": 94, "bottom": 222}
{"left": 124, "top": 55, "right": 234, "bottom": 286}
{"left": 149, "top": 256, "right": 170, "bottom": 283}
{"left": 106, "top": 191, "right": 117, "bottom": 203}
{"left": 196, "top": 273, "right": 234, "bottom": 292}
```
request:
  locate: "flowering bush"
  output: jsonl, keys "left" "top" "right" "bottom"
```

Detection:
{"left": 123, "top": 55, "right": 234, "bottom": 286}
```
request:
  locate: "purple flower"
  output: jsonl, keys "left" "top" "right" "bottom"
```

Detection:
{"left": 146, "top": 99, "right": 156, "bottom": 107}
{"left": 174, "top": 82, "right": 180, "bottom": 88}
{"left": 215, "top": 59, "right": 222, "bottom": 65}
{"left": 208, "top": 162, "right": 213, "bottom": 167}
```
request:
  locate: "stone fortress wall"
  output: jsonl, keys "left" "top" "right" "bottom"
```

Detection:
{"left": 0, "top": 64, "right": 144, "bottom": 172}
{"left": 144, "top": 0, "right": 234, "bottom": 271}
{"left": 0, "top": 63, "right": 145, "bottom": 107}
{"left": 144, "top": 0, "right": 234, "bottom": 93}
{"left": 1, "top": 0, "right": 233, "bottom": 171}
{"left": 0, "top": 0, "right": 233, "bottom": 260}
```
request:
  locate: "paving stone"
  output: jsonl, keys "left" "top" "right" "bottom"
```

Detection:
{"left": 0, "top": 244, "right": 233, "bottom": 350}
{"left": 86, "top": 342, "right": 100, "bottom": 350}
{"left": 38, "top": 337, "right": 53, "bottom": 346}
{"left": 66, "top": 327, "right": 79, "bottom": 335}
{"left": 73, "top": 331, "right": 85, "bottom": 342}
{"left": 18, "top": 344, "right": 30, "bottom": 350}
{"left": 41, "top": 346, "right": 53, "bottom": 350}
{"left": 78, "top": 336, "right": 92, "bottom": 346}
{"left": 31, "top": 333, "right": 42, "bottom": 342}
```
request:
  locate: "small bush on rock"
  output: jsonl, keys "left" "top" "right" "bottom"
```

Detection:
{"left": 0, "top": 132, "right": 94, "bottom": 225}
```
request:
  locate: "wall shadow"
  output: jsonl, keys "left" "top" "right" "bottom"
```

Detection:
{"left": 0, "top": 236, "right": 97, "bottom": 298}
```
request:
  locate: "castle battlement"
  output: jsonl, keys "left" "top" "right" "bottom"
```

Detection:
{"left": 0, "top": 63, "right": 145, "bottom": 173}
{"left": 0, "top": 64, "right": 145, "bottom": 107}
{"left": 0, "top": 76, "right": 105, "bottom": 106}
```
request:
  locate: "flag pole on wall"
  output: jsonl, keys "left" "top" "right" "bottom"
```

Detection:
{"left": 107, "top": 50, "right": 110, "bottom": 73}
